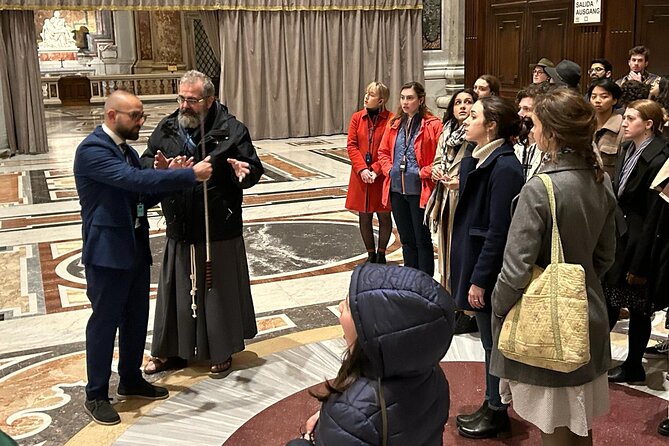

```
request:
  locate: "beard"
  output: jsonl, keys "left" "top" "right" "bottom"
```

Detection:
{"left": 178, "top": 109, "right": 201, "bottom": 129}
{"left": 116, "top": 124, "right": 140, "bottom": 141}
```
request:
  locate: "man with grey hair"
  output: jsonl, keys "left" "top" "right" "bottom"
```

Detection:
{"left": 140, "top": 70, "right": 263, "bottom": 375}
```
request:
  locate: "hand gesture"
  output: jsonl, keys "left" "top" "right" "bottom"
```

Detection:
{"left": 169, "top": 155, "right": 194, "bottom": 169}
{"left": 154, "top": 150, "right": 172, "bottom": 170}
{"left": 227, "top": 158, "right": 251, "bottom": 182}
{"left": 629, "top": 71, "right": 643, "bottom": 82}
{"left": 193, "top": 155, "right": 212, "bottom": 182}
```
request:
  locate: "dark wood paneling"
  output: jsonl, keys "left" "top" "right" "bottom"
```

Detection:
{"left": 603, "top": 0, "right": 636, "bottom": 79}
{"left": 573, "top": 24, "right": 602, "bottom": 90}
{"left": 636, "top": 1, "right": 669, "bottom": 77}
{"left": 489, "top": 5, "right": 525, "bottom": 94}
{"left": 528, "top": 5, "right": 569, "bottom": 84}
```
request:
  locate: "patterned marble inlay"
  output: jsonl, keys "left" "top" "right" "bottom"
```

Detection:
{"left": 0, "top": 245, "right": 38, "bottom": 318}
{"left": 256, "top": 314, "right": 296, "bottom": 336}
{"left": 0, "top": 172, "right": 23, "bottom": 206}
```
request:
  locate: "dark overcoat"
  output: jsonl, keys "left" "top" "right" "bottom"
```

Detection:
{"left": 604, "top": 136, "right": 669, "bottom": 311}
{"left": 449, "top": 141, "right": 524, "bottom": 311}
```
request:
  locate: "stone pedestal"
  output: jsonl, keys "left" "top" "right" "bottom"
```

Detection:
{"left": 423, "top": 0, "right": 466, "bottom": 113}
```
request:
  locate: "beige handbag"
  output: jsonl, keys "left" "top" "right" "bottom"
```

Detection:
{"left": 497, "top": 174, "right": 590, "bottom": 373}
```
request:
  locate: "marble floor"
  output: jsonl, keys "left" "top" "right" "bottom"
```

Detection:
{"left": 0, "top": 102, "right": 667, "bottom": 446}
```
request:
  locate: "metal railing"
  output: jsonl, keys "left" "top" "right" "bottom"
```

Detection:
{"left": 41, "top": 72, "right": 183, "bottom": 104}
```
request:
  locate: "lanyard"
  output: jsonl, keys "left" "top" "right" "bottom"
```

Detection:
{"left": 366, "top": 113, "right": 379, "bottom": 150}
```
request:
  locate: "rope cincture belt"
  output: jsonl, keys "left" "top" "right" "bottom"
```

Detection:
{"left": 190, "top": 244, "right": 198, "bottom": 319}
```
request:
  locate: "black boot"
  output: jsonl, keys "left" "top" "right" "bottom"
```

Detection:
{"left": 456, "top": 400, "right": 487, "bottom": 427}
{"left": 457, "top": 406, "right": 511, "bottom": 439}
{"left": 365, "top": 252, "right": 377, "bottom": 263}
{"left": 658, "top": 418, "right": 669, "bottom": 436}
{"left": 454, "top": 312, "right": 479, "bottom": 334}
{"left": 376, "top": 252, "right": 386, "bottom": 264}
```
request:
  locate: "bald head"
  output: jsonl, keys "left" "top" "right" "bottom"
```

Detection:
{"left": 104, "top": 90, "right": 145, "bottom": 141}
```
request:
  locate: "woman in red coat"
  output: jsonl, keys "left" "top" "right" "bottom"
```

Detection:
{"left": 378, "top": 81, "right": 443, "bottom": 275}
{"left": 345, "top": 82, "right": 394, "bottom": 263}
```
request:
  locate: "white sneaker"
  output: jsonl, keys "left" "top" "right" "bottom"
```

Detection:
{"left": 644, "top": 339, "right": 669, "bottom": 358}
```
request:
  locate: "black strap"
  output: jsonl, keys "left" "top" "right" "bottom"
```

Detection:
{"left": 377, "top": 377, "right": 388, "bottom": 446}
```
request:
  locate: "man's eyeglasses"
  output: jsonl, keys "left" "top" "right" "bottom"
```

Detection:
{"left": 532, "top": 68, "right": 546, "bottom": 75}
{"left": 588, "top": 67, "right": 605, "bottom": 74}
{"left": 177, "top": 95, "right": 209, "bottom": 105}
{"left": 115, "top": 110, "right": 147, "bottom": 121}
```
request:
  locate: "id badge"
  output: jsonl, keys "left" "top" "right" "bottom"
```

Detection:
{"left": 136, "top": 203, "right": 145, "bottom": 218}
{"left": 365, "top": 152, "right": 373, "bottom": 165}
{"left": 399, "top": 155, "right": 406, "bottom": 173}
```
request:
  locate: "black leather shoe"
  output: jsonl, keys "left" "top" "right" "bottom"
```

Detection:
{"left": 457, "top": 406, "right": 511, "bottom": 439}
{"left": 84, "top": 399, "right": 120, "bottom": 425}
{"left": 454, "top": 312, "right": 479, "bottom": 334}
{"left": 117, "top": 379, "right": 169, "bottom": 400}
{"left": 365, "top": 252, "right": 377, "bottom": 263}
{"left": 456, "top": 400, "right": 487, "bottom": 427}
{"left": 607, "top": 365, "right": 645, "bottom": 384}
{"left": 659, "top": 418, "right": 669, "bottom": 436}
{"left": 376, "top": 252, "right": 386, "bottom": 264}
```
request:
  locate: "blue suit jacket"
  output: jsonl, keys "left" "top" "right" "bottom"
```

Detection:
{"left": 74, "top": 126, "right": 196, "bottom": 270}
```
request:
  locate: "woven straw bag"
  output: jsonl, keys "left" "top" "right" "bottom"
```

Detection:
{"left": 497, "top": 174, "right": 590, "bottom": 373}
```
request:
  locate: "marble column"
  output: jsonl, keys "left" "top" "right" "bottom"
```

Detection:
{"left": 103, "top": 10, "right": 136, "bottom": 74}
{"left": 0, "top": 78, "right": 8, "bottom": 154}
{"left": 423, "top": 0, "right": 465, "bottom": 112}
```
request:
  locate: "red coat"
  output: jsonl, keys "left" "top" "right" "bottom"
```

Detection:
{"left": 378, "top": 114, "right": 443, "bottom": 208}
{"left": 345, "top": 108, "right": 393, "bottom": 213}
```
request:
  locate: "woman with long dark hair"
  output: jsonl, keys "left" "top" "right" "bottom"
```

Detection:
{"left": 427, "top": 88, "right": 477, "bottom": 291}
{"left": 450, "top": 96, "right": 524, "bottom": 439}
{"left": 344, "top": 81, "right": 393, "bottom": 263}
{"left": 378, "top": 81, "right": 443, "bottom": 275}
{"left": 492, "top": 88, "right": 616, "bottom": 445}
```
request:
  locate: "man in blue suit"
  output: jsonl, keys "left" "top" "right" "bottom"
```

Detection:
{"left": 74, "top": 90, "right": 212, "bottom": 425}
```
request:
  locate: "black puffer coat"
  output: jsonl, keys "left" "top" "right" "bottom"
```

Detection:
{"left": 140, "top": 102, "right": 263, "bottom": 242}
{"left": 315, "top": 264, "right": 455, "bottom": 445}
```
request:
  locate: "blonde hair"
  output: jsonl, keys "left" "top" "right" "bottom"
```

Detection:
{"left": 365, "top": 81, "right": 390, "bottom": 105}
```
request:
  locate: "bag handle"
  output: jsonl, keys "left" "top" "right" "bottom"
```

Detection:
{"left": 537, "top": 174, "right": 564, "bottom": 264}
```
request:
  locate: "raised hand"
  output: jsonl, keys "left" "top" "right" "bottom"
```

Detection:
{"left": 154, "top": 150, "right": 172, "bottom": 170}
{"left": 193, "top": 155, "right": 212, "bottom": 182}
{"left": 227, "top": 158, "right": 251, "bottom": 182}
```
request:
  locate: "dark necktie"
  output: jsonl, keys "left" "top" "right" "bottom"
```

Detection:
{"left": 120, "top": 143, "right": 135, "bottom": 166}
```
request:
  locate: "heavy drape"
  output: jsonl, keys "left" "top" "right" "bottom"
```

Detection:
{"left": 0, "top": 1, "right": 421, "bottom": 10}
{"left": 0, "top": 11, "right": 49, "bottom": 155}
{"left": 219, "top": 8, "right": 423, "bottom": 139}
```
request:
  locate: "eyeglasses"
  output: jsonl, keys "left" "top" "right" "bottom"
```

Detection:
{"left": 115, "top": 110, "right": 147, "bottom": 121}
{"left": 588, "top": 67, "right": 605, "bottom": 74}
{"left": 532, "top": 68, "right": 546, "bottom": 75}
{"left": 177, "top": 95, "right": 209, "bottom": 105}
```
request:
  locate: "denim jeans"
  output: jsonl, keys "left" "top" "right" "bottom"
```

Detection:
{"left": 390, "top": 192, "right": 434, "bottom": 276}
{"left": 475, "top": 311, "right": 505, "bottom": 410}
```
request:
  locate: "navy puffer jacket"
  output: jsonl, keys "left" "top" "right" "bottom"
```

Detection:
{"left": 315, "top": 264, "right": 455, "bottom": 445}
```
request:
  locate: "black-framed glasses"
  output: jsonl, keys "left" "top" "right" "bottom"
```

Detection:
{"left": 116, "top": 110, "right": 147, "bottom": 121}
{"left": 588, "top": 67, "right": 605, "bottom": 74}
{"left": 177, "top": 95, "right": 209, "bottom": 105}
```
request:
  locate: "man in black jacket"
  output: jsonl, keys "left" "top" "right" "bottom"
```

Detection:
{"left": 141, "top": 70, "right": 264, "bottom": 375}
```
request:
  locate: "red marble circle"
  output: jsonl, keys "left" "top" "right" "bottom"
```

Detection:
{"left": 224, "top": 362, "right": 668, "bottom": 445}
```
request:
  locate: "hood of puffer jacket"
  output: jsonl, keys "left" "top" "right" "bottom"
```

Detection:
{"left": 348, "top": 263, "right": 455, "bottom": 379}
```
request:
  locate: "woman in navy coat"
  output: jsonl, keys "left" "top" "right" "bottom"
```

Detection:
{"left": 449, "top": 96, "right": 524, "bottom": 439}
{"left": 293, "top": 264, "right": 455, "bottom": 445}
